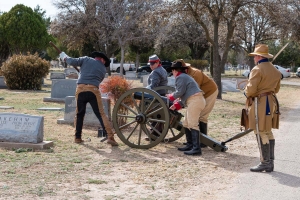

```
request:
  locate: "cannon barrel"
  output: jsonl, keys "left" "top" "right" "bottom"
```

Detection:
{"left": 133, "top": 91, "right": 173, "bottom": 107}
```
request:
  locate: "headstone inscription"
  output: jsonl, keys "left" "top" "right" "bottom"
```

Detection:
{"left": 43, "top": 79, "right": 77, "bottom": 102}
{"left": 0, "top": 113, "right": 44, "bottom": 143}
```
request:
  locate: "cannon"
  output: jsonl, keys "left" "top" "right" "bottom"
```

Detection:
{"left": 112, "top": 87, "right": 252, "bottom": 151}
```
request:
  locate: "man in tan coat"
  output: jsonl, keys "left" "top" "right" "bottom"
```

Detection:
{"left": 244, "top": 44, "right": 281, "bottom": 172}
{"left": 174, "top": 59, "right": 218, "bottom": 148}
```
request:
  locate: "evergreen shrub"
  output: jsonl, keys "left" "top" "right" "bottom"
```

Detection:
{"left": 1, "top": 53, "right": 50, "bottom": 90}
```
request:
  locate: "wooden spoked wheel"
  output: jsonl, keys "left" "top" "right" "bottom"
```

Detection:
{"left": 152, "top": 86, "right": 185, "bottom": 143}
{"left": 112, "top": 88, "right": 170, "bottom": 149}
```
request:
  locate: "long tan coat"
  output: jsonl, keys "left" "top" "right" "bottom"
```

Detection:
{"left": 244, "top": 62, "right": 281, "bottom": 131}
{"left": 186, "top": 66, "right": 217, "bottom": 98}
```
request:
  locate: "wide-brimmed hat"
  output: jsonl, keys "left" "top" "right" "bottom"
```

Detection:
{"left": 248, "top": 44, "right": 273, "bottom": 58}
{"left": 170, "top": 60, "right": 188, "bottom": 70}
{"left": 173, "top": 59, "right": 192, "bottom": 67}
{"left": 148, "top": 54, "right": 160, "bottom": 63}
{"left": 90, "top": 51, "right": 111, "bottom": 67}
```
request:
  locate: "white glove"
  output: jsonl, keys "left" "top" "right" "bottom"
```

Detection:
{"left": 59, "top": 52, "right": 68, "bottom": 60}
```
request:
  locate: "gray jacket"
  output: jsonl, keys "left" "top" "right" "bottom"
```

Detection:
{"left": 172, "top": 73, "right": 202, "bottom": 106}
{"left": 65, "top": 56, "right": 106, "bottom": 87}
{"left": 146, "top": 66, "right": 168, "bottom": 95}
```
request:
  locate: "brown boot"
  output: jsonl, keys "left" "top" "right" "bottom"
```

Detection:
{"left": 75, "top": 138, "right": 84, "bottom": 144}
{"left": 107, "top": 136, "right": 119, "bottom": 146}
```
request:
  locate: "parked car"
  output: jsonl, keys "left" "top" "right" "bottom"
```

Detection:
{"left": 242, "top": 65, "right": 291, "bottom": 79}
{"left": 136, "top": 61, "right": 173, "bottom": 73}
{"left": 296, "top": 67, "right": 300, "bottom": 77}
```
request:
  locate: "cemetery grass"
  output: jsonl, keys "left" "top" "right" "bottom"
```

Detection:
{"left": 0, "top": 78, "right": 299, "bottom": 199}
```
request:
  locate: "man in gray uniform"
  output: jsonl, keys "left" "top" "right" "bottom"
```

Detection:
{"left": 59, "top": 51, "right": 118, "bottom": 146}
{"left": 146, "top": 54, "right": 168, "bottom": 95}
{"left": 145, "top": 54, "right": 168, "bottom": 140}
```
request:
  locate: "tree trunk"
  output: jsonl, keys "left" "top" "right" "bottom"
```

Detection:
{"left": 120, "top": 45, "right": 125, "bottom": 77}
{"left": 135, "top": 52, "right": 140, "bottom": 73}
{"left": 210, "top": 46, "right": 213, "bottom": 77}
{"left": 212, "top": 22, "right": 222, "bottom": 100}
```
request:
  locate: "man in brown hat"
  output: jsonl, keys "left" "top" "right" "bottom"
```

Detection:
{"left": 167, "top": 61, "right": 206, "bottom": 155}
{"left": 244, "top": 44, "right": 281, "bottom": 172}
{"left": 173, "top": 59, "right": 218, "bottom": 148}
{"left": 60, "top": 51, "right": 118, "bottom": 146}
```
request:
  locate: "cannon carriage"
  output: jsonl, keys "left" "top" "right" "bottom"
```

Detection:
{"left": 111, "top": 87, "right": 241, "bottom": 152}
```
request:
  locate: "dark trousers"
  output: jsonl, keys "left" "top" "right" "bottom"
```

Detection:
{"left": 75, "top": 85, "right": 113, "bottom": 139}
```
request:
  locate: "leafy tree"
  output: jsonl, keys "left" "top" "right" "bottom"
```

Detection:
{"left": 0, "top": 4, "right": 51, "bottom": 55}
{"left": 34, "top": 5, "right": 51, "bottom": 30}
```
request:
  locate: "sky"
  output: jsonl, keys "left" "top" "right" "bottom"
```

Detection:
{"left": 1, "top": 0, "right": 58, "bottom": 19}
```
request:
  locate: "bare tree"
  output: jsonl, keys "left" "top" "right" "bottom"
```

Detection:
{"left": 155, "top": 14, "right": 209, "bottom": 60}
{"left": 173, "top": 0, "right": 260, "bottom": 99}
{"left": 51, "top": 0, "right": 164, "bottom": 75}
{"left": 234, "top": 3, "right": 281, "bottom": 69}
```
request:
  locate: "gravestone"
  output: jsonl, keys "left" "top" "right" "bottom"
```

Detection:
{"left": 0, "top": 76, "right": 8, "bottom": 89}
{"left": 236, "top": 78, "right": 248, "bottom": 90}
{"left": 50, "top": 72, "right": 66, "bottom": 79}
{"left": 167, "top": 76, "right": 175, "bottom": 87}
{"left": 221, "top": 79, "right": 240, "bottom": 92}
{"left": 57, "top": 96, "right": 111, "bottom": 125}
{"left": 64, "top": 68, "right": 78, "bottom": 76}
{"left": 0, "top": 113, "right": 44, "bottom": 143}
{"left": 43, "top": 79, "right": 77, "bottom": 102}
{"left": 136, "top": 72, "right": 149, "bottom": 79}
{"left": 125, "top": 71, "right": 137, "bottom": 80}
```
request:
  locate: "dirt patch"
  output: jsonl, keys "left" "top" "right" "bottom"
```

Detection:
{"left": 0, "top": 78, "right": 299, "bottom": 199}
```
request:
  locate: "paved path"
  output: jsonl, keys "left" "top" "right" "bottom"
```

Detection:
{"left": 224, "top": 101, "right": 300, "bottom": 199}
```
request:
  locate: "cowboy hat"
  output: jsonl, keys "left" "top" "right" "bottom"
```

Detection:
{"left": 90, "top": 51, "right": 111, "bottom": 67}
{"left": 170, "top": 60, "right": 188, "bottom": 70}
{"left": 173, "top": 59, "right": 192, "bottom": 67}
{"left": 248, "top": 44, "right": 273, "bottom": 58}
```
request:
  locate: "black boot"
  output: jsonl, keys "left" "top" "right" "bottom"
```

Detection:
{"left": 184, "top": 129, "right": 202, "bottom": 155}
{"left": 199, "top": 122, "right": 207, "bottom": 148}
{"left": 178, "top": 128, "right": 193, "bottom": 151}
{"left": 250, "top": 136, "right": 272, "bottom": 172}
{"left": 269, "top": 139, "right": 275, "bottom": 172}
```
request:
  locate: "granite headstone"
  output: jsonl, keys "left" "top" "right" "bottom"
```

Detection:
{"left": 43, "top": 79, "right": 77, "bottom": 102}
{"left": 57, "top": 96, "right": 111, "bottom": 125}
{"left": 0, "top": 113, "right": 44, "bottom": 143}
{"left": 50, "top": 72, "right": 66, "bottom": 79}
{"left": 0, "top": 76, "right": 8, "bottom": 89}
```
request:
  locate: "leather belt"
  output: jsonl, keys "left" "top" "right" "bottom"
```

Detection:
{"left": 258, "top": 92, "right": 273, "bottom": 98}
{"left": 77, "top": 84, "right": 99, "bottom": 89}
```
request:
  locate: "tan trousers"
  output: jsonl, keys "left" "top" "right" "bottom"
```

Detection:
{"left": 254, "top": 130, "right": 274, "bottom": 144}
{"left": 199, "top": 89, "right": 218, "bottom": 123}
{"left": 183, "top": 93, "right": 206, "bottom": 130}
{"left": 75, "top": 84, "right": 114, "bottom": 138}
